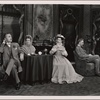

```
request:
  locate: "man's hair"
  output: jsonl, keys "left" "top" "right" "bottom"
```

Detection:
{"left": 4, "top": 33, "right": 12, "bottom": 38}
{"left": 3, "top": 33, "right": 12, "bottom": 41}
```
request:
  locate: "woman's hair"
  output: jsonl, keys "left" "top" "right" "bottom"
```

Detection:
{"left": 55, "top": 34, "right": 65, "bottom": 40}
{"left": 25, "top": 35, "right": 33, "bottom": 41}
{"left": 77, "top": 38, "right": 84, "bottom": 45}
{"left": 55, "top": 34, "right": 65, "bottom": 46}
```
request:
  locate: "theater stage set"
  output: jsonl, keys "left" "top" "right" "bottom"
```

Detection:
{"left": 0, "top": 4, "right": 100, "bottom": 96}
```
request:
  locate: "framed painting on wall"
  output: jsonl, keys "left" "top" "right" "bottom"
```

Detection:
{"left": 33, "top": 4, "right": 53, "bottom": 41}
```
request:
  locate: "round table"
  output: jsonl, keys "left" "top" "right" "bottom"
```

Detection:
{"left": 21, "top": 54, "right": 53, "bottom": 84}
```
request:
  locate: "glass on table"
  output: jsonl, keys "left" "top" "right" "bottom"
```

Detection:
{"left": 38, "top": 51, "right": 42, "bottom": 55}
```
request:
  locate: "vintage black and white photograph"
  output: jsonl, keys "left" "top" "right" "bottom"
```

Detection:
{"left": 0, "top": 1, "right": 100, "bottom": 98}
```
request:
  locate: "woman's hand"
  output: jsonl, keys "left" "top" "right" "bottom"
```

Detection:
{"left": 50, "top": 47, "right": 57, "bottom": 54}
{"left": 61, "top": 51, "right": 68, "bottom": 57}
{"left": 20, "top": 53, "right": 24, "bottom": 61}
{"left": 89, "top": 54, "right": 92, "bottom": 56}
{"left": 57, "top": 47, "right": 64, "bottom": 51}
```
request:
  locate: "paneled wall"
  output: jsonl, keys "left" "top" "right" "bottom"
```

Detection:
{"left": 1, "top": 5, "right": 100, "bottom": 55}
{"left": 0, "top": 5, "right": 20, "bottom": 43}
{"left": 0, "top": 16, "right": 20, "bottom": 42}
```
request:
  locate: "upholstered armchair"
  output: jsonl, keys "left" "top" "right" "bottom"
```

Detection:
{"left": 73, "top": 51, "right": 95, "bottom": 76}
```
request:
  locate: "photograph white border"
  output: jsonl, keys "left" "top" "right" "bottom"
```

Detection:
{"left": 0, "top": 0, "right": 100, "bottom": 4}
{"left": 0, "top": 0, "right": 100, "bottom": 99}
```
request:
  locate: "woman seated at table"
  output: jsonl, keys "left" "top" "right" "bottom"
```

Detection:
{"left": 20, "top": 35, "right": 36, "bottom": 61}
{"left": 50, "top": 34, "right": 84, "bottom": 84}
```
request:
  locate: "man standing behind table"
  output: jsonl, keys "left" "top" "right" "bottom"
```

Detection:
{"left": 0, "top": 33, "right": 22, "bottom": 90}
{"left": 75, "top": 38, "right": 100, "bottom": 76}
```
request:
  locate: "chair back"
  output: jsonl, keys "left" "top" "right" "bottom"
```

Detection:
{"left": 73, "top": 51, "right": 80, "bottom": 63}
{"left": 0, "top": 53, "right": 3, "bottom": 66}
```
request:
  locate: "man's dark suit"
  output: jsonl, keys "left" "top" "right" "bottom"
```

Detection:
{"left": 75, "top": 45, "right": 100, "bottom": 75}
{"left": 0, "top": 42, "right": 22, "bottom": 83}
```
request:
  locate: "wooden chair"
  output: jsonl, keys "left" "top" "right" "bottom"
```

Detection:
{"left": 73, "top": 51, "right": 95, "bottom": 76}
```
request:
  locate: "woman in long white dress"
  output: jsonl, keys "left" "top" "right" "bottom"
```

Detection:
{"left": 50, "top": 34, "right": 83, "bottom": 84}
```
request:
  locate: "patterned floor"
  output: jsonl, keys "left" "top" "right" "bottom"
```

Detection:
{"left": 0, "top": 76, "right": 100, "bottom": 96}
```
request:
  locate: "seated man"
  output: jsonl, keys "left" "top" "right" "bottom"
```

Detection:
{"left": 75, "top": 38, "right": 100, "bottom": 76}
{"left": 0, "top": 33, "right": 22, "bottom": 90}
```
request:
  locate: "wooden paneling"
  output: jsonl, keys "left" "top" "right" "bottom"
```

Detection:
{"left": 0, "top": 16, "right": 20, "bottom": 42}
{"left": 0, "top": 5, "right": 21, "bottom": 43}
{"left": 90, "top": 5, "right": 100, "bottom": 55}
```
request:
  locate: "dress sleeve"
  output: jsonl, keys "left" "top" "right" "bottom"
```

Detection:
{"left": 61, "top": 47, "right": 68, "bottom": 57}
{"left": 49, "top": 45, "right": 57, "bottom": 55}
{"left": 20, "top": 45, "right": 28, "bottom": 55}
{"left": 31, "top": 46, "right": 36, "bottom": 54}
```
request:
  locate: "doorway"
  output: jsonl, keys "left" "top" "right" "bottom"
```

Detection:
{"left": 59, "top": 5, "right": 83, "bottom": 62}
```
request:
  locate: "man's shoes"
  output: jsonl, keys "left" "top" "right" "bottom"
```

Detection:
{"left": 15, "top": 82, "right": 21, "bottom": 90}
{"left": 3, "top": 73, "right": 8, "bottom": 81}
